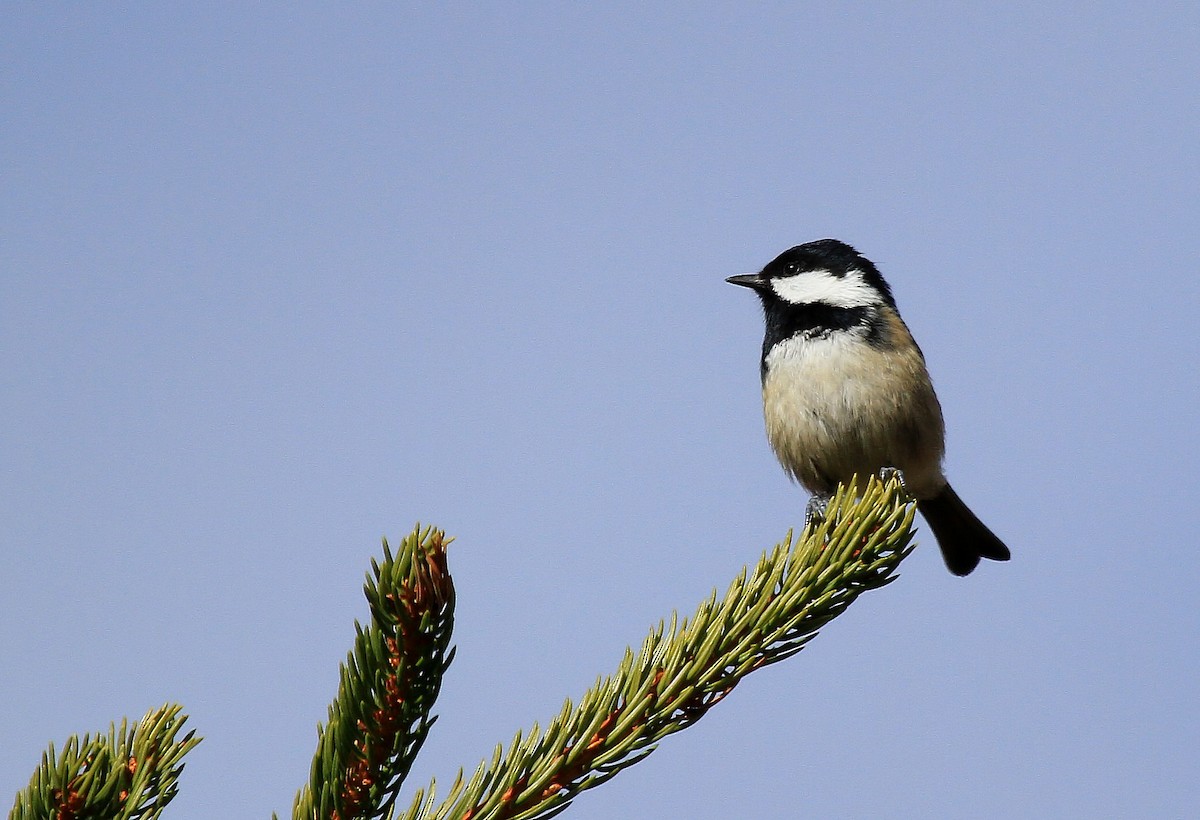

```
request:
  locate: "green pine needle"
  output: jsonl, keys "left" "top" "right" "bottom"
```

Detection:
{"left": 291, "top": 525, "right": 457, "bottom": 820}
{"left": 10, "top": 474, "right": 913, "bottom": 820}
{"left": 405, "top": 473, "right": 915, "bottom": 820}
{"left": 7, "top": 704, "right": 200, "bottom": 820}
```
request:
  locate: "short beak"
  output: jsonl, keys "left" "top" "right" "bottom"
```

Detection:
{"left": 725, "top": 273, "right": 765, "bottom": 290}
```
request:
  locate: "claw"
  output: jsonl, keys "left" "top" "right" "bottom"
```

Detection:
{"left": 877, "top": 467, "right": 908, "bottom": 494}
{"left": 805, "top": 493, "right": 831, "bottom": 526}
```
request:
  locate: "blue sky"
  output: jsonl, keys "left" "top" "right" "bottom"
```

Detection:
{"left": 3, "top": 3, "right": 1197, "bottom": 817}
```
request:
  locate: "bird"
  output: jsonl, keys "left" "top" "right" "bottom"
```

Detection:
{"left": 727, "top": 239, "right": 1010, "bottom": 576}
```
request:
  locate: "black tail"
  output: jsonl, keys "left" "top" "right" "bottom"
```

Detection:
{"left": 916, "top": 483, "right": 1011, "bottom": 576}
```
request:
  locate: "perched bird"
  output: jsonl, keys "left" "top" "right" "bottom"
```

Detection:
{"left": 727, "top": 239, "right": 1010, "bottom": 576}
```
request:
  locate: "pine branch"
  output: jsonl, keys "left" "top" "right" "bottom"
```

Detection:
{"left": 7, "top": 704, "right": 200, "bottom": 820}
{"left": 402, "top": 473, "right": 915, "bottom": 820}
{"left": 10, "top": 476, "right": 911, "bottom": 820}
{"left": 291, "top": 525, "right": 457, "bottom": 820}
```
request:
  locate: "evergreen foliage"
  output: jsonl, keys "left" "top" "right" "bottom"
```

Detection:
{"left": 291, "top": 526, "right": 457, "bottom": 820}
{"left": 10, "top": 474, "right": 914, "bottom": 820}
{"left": 8, "top": 705, "right": 199, "bottom": 820}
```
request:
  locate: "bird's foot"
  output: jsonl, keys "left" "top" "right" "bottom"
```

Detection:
{"left": 805, "top": 493, "right": 831, "bottom": 526}
{"left": 877, "top": 466, "right": 909, "bottom": 494}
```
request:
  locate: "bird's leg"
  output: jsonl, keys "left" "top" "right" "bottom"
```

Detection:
{"left": 805, "top": 493, "right": 831, "bottom": 525}
{"left": 877, "top": 466, "right": 909, "bottom": 494}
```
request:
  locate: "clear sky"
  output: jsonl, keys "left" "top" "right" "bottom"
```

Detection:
{"left": 3, "top": 3, "right": 1197, "bottom": 818}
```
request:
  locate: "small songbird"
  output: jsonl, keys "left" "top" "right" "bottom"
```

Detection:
{"left": 727, "top": 239, "right": 1010, "bottom": 576}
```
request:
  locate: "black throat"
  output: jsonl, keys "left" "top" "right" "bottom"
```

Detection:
{"left": 759, "top": 302, "right": 883, "bottom": 381}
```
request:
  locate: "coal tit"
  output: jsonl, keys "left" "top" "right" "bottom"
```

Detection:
{"left": 727, "top": 239, "right": 1010, "bottom": 576}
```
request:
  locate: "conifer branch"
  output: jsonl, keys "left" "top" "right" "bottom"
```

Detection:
{"left": 403, "top": 473, "right": 915, "bottom": 820}
{"left": 11, "top": 476, "right": 913, "bottom": 820}
{"left": 7, "top": 704, "right": 200, "bottom": 820}
{"left": 291, "top": 525, "right": 456, "bottom": 820}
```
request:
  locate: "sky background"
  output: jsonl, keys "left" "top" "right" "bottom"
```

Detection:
{"left": 3, "top": 3, "right": 1198, "bottom": 818}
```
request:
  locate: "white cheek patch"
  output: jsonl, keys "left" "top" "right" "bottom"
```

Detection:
{"left": 770, "top": 269, "right": 880, "bottom": 308}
